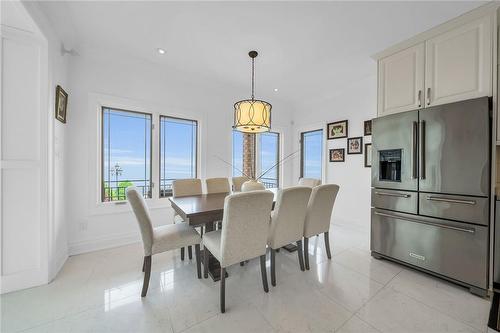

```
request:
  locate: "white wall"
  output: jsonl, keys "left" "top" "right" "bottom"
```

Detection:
{"left": 292, "top": 75, "right": 377, "bottom": 231}
{"left": 65, "top": 50, "right": 294, "bottom": 254}
{"left": 22, "top": 1, "right": 72, "bottom": 280}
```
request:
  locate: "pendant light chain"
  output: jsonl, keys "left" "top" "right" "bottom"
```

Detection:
{"left": 251, "top": 57, "right": 255, "bottom": 100}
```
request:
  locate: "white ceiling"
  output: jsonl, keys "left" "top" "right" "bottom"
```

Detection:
{"left": 37, "top": 1, "right": 484, "bottom": 108}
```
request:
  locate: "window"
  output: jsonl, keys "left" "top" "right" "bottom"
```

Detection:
{"left": 159, "top": 116, "right": 198, "bottom": 197}
{"left": 232, "top": 130, "right": 280, "bottom": 188}
{"left": 300, "top": 129, "right": 323, "bottom": 179}
{"left": 258, "top": 132, "right": 280, "bottom": 188}
{"left": 102, "top": 107, "right": 152, "bottom": 202}
{"left": 232, "top": 130, "right": 244, "bottom": 176}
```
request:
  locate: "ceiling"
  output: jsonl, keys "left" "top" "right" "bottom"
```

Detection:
{"left": 37, "top": 1, "right": 484, "bottom": 108}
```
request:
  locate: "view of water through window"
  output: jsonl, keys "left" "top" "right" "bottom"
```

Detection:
{"left": 102, "top": 108, "right": 152, "bottom": 201}
{"left": 301, "top": 129, "right": 323, "bottom": 179}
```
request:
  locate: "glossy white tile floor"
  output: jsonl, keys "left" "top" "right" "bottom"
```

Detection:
{"left": 1, "top": 220, "right": 492, "bottom": 333}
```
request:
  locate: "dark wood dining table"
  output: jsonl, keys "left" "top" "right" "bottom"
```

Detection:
{"left": 168, "top": 188, "right": 279, "bottom": 281}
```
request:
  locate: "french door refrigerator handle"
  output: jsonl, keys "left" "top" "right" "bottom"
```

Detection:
{"left": 412, "top": 121, "right": 418, "bottom": 179}
{"left": 426, "top": 195, "right": 476, "bottom": 205}
{"left": 419, "top": 120, "right": 425, "bottom": 180}
{"left": 374, "top": 191, "right": 411, "bottom": 198}
{"left": 374, "top": 211, "right": 475, "bottom": 234}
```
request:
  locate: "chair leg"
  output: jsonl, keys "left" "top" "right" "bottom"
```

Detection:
{"left": 260, "top": 254, "right": 269, "bottom": 293}
{"left": 181, "top": 247, "right": 185, "bottom": 261}
{"left": 304, "top": 237, "right": 310, "bottom": 270}
{"left": 141, "top": 255, "right": 152, "bottom": 297}
{"left": 297, "top": 239, "right": 305, "bottom": 271}
{"left": 270, "top": 248, "right": 276, "bottom": 287}
{"left": 220, "top": 267, "right": 226, "bottom": 313}
{"left": 203, "top": 247, "right": 209, "bottom": 278}
{"left": 142, "top": 257, "right": 146, "bottom": 272}
{"left": 195, "top": 244, "right": 201, "bottom": 279}
{"left": 188, "top": 245, "right": 193, "bottom": 260}
{"left": 324, "top": 231, "right": 332, "bottom": 259}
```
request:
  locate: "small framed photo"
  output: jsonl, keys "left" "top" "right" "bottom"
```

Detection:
{"left": 364, "top": 120, "right": 372, "bottom": 136}
{"left": 55, "top": 85, "right": 68, "bottom": 123}
{"left": 329, "top": 148, "right": 345, "bottom": 162}
{"left": 347, "top": 137, "right": 363, "bottom": 154}
{"left": 327, "top": 120, "right": 348, "bottom": 140}
{"left": 364, "top": 143, "right": 372, "bottom": 167}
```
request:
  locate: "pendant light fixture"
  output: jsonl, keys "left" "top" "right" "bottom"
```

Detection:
{"left": 233, "top": 50, "right": 272, "bottom": 133}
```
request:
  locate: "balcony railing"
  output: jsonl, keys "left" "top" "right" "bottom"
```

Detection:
{"left": 259, "top": 177, "right": 278, "bottom": 189}
{"left": 102, "top": 180, "right": 151, "bottom": 202}
{"left": 103, "top": 177, "right": 278, "bottom": 202}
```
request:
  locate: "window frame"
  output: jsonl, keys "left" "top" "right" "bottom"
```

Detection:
{"left": 100, "top": 106, "right": 153, "bottom": 202}
{"left": 256, "top": 131, "right": 281, "bottom": 188}
{"left": 91, "top": 93, "right": 204, "bottom": 214}
{"left": 300, "top": 128, "right": 323, "bottom": 179}
{"left": 158, "top": 115, "right": 199, "bottom": 198}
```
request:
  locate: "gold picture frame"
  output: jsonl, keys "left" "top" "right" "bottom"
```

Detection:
{"left": 55, "top": 85, "right": 68, "bottom": 123}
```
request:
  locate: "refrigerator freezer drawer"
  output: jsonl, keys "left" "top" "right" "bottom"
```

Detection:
{"left": 419, "top": 193, "right": 489, "bottom": 226}
{"left": 371, "top": 188, "right": 417, "bottom": 214}
{"left": 371, "top": 209, "right": 488, "bottom": 289}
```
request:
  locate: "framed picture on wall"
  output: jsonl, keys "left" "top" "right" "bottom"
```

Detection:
{"left": 364, "top": 143, "right": 372, "bottom": 167}
{"left": 347, "top": 137, "right": 363, "bottom": 154}
{"left": 327, "top": 120, "right": 348, "bottom": 139}
{"left": 364, "top": 120, "right": 372, "bottom": 136}
{"left": 55, "top": 85, "right": 68, "bottom": 123}
{"left": 329, "top": 148, "right": 345, "bottom": 162}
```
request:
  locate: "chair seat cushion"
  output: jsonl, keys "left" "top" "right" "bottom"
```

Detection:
{"left": 152, "top": 223, "right": 201, "bottom": 255}
{"left": 202, "top": 230, "right": 222, "bottom": 263}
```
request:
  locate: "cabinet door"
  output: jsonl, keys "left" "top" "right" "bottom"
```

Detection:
{"left": 425, "top": 15, "right": 492, "bottom": 107}
{"left": 378, "top": 43, "right": 425, "bottom": 116}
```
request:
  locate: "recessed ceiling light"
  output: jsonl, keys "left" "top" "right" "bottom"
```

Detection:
{"left": 157, "top": 48, "right": 166, "bottom": 55}
{"left": 274, "top": 88, "right": 279, "bottom": 92}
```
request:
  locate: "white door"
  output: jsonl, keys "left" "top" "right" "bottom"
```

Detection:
{"left": 1, "top": 25, "right": 49, "bottom": 293}
{"left": 425, "top": 15, "right": 492, "bottom": 107}
{"left": 378, "top": 43, "right": 425, "bottom": 116}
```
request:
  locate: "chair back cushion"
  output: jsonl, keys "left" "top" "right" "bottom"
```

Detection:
{"left": 206, "top": 177, "right": 230, "bottom": 194}
{"left": 220, "top": 190, "right": 274, "bottom": 267}
{"left": 303, "top": 184, "right": 339, "bottom": 238}
{"left": 269, "top": 186, "right": 312, "bottom": 248}
{"left": 172, "top": 179, "right": 202, "bottom": 197}
{"left": 298, "top": 178, "right": 321, "bottom": 188}
{"left": 126, "top": 187, "right": 154, "bottom": 255}
{"left": 231, "top": 176, "right": 250, "bottom": 192}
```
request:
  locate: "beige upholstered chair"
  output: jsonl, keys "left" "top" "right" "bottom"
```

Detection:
{"left": 172, "top": 179, "right": 202, "bottom": 197}
{"left": 231, "top": 176, "right": 250, "bottom": 192}
{"left": 298, "top": 178, "right": 321, "bottom": 187}
{"left": 268, "top": 186, "right": 312, "bottom": 285}
{"left": 172, "top": 179, "right": 203, "bottom": 260}
{"left": 126, "top": 187, "right": 202, "bottom": 297}
{"left": 303, "top": 184, "right": 339, "bottom": 270}
{"left": 205, "top": 178, "right": 231, "bottom": 194}
{"left": 203, "top": 190, "right": 274, "bottom": 313}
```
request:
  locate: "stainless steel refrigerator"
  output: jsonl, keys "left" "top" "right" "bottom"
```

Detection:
{"left": 371, "top": 97, "right": 491, "bottom": 296}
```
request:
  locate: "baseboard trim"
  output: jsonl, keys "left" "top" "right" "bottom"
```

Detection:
{"left": 69, "top": 232, "right": 140, "bottom": 256}
{"left": 50, "top": 250, "right": 68, "bottom": 281}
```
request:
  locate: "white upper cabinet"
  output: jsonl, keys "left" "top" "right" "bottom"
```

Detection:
{"left": 378, "top": 43, "right": 425, "bottom": 116}
{"left": 376, "top": 10, "right": 494, "bottom": 117}
{"left": 425, "top": 15, "right": 492, "bottom": 107}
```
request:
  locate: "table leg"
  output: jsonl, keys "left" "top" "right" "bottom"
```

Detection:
{"left": 201, "top": 222, "right": 228, "bottom": 282}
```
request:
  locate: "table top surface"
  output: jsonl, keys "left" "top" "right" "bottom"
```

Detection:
{"left": 168, "top": 188, "right": 278, "bottom": 217}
